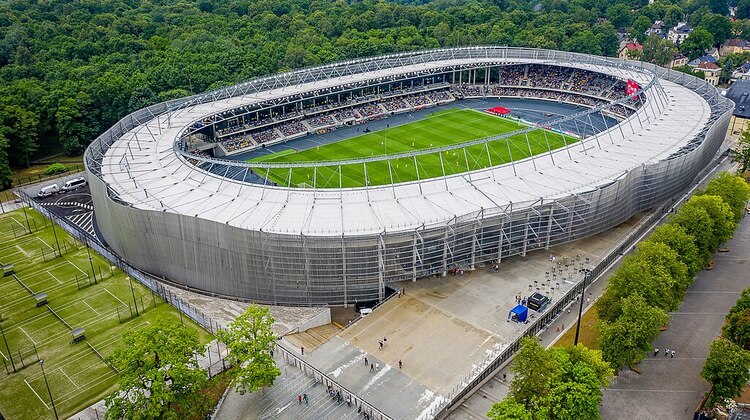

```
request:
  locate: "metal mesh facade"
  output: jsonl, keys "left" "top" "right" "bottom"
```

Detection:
{"left": 85, "top": 47, "right": 732, "bottom": 306}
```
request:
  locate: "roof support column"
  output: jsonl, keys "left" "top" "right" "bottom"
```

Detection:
{"left": 342, "top": 237, "right": 347, "bottom": 308}
{"left": 378, "top": 234, "right": 385, "bottom": 301}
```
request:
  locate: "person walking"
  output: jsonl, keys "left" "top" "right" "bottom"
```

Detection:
{"left": 379, "top": 340, "right": 383, "bottom": 350}
{"left": 298, "top": 395, "right": 302, "bottom": 405}
{"left": 671, "top": 349, "right": 675, "bottom": 358}
{"left": 303, "top": 393, "right": 308, "bottom": 405}
{"left": 665, "top": 348, "right": 670, "bottom": 357}
{"left": 375, "top": 362, "right": 380, "bottom": 371}
{"left": 398, "top": 359, "right": 402, "bottom": 369}
{"left": 654, "top": 348, "right": 659, "bottom": 356}
{"left": 370, "top": 363, "right": 374, "bottom": 372}
{"left": 301, "top": 346, "right": 304, "bottom": 356}
{"left": 364, "top": 356, "right": 368, "bottom": 366}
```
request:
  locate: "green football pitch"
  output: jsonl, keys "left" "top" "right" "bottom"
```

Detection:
{"left": 0, "top": 208, "right": 212, "bottom": 420}
{"left": 249, "top": 108, "right": 577, "bottom": 188}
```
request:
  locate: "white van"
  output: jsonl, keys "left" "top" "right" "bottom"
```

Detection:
{"left": 61, "top": 177, "right": 87, "bottom": 192}
{"left": 38, "top": 184, "right": 60, "bottom": 197}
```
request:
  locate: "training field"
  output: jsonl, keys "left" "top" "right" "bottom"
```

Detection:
{"left": 251, "top": 108, "right": 575, "bottom": 188}
{"left": 0, "top": 208, "right": 212, "bottom": 420}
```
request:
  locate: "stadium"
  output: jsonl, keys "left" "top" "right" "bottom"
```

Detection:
{"left": 85, "top": 46, "right": 732, "bottom": 306}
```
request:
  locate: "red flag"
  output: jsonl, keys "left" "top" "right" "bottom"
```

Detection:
{"left": 626, "top": 79, "right": 641, "bottom": 97}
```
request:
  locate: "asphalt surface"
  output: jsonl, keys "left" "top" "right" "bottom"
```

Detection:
{"left": 600, "top": 205, "right": 750, "bottom": 419}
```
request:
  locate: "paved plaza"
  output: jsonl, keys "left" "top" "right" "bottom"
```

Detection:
{"left": 276, "top": 211, "right": 648, "bottom": 419}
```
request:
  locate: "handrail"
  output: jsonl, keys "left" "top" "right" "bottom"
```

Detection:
{"left": 274, "top": 341, "right": 393, "bottom": 420}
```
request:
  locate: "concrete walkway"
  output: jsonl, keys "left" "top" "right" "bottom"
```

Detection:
{"left": 600, "top": 213, "right": 750, "bottom": 419}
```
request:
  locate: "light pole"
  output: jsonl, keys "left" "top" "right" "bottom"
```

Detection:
{"left": 86, "top": 241, "right": 97, "bottom": 284}
{"left": 39, "top": 360, "right": 59, "bottom": 420}
{"left": 0, "top": 322, "right": 16, "bottom": 372}
{"left": 573, "top": 271, "right": 590, "bottom": 346}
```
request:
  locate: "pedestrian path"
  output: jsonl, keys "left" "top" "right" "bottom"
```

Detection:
{"left": 600, "top": 216, "right": 750, "bottom": 418}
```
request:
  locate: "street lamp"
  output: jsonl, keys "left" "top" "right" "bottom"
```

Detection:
{"left": 39, "top": 360, "right": 59, "bottom": 420}
{"left": 574, "top": 271, "right": 590, "bottom": 346}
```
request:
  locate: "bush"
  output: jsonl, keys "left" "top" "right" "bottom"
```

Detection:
{"left": 43, "top": 163, "right": 67, "bottom": 176}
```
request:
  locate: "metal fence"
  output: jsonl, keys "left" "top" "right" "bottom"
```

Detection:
{"left": 16, "top": 189, "right": 221, "bottom": 335}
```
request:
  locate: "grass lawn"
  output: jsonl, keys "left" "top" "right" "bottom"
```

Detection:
{"left": 553, "top": 307, "right": 601, "bottom": 349}
{"left": 249, "top": 108, "right": 575, "bottom": 188}
{"left": 0, "top": 208, "right": 212, "bottom": 420}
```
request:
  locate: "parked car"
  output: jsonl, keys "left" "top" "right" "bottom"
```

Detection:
{"left": 61, "top": 177, "right": 87, "bottom": 192}
{"left": 38, "top": 184, "right": 60, "bottom": 197}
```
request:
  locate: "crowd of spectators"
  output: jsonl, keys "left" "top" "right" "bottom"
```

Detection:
{"left": 278, "top": 120, "right": 306, "bottom": 137}
{"left": 309, "top": 114, "right": 336, "bottom": 128}
{"left": 207, "top": 66, "right": 640, "bottom": 154}
{"left": 381, "top": 98, "right": 409, "bottom": 112}
{"left": 333, "top": 108, "right": 359, "bottom": 121}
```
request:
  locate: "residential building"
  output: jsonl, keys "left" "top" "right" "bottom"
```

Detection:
{"left": 732, "top": 62, "right": 750, "bottom": 81}
{"left": 645, "top": 20, "right": 666, "bottom": 38}
{"left": 720, "top": 39, "right": 750, "bottom": 57}
{"left": 697, "top": 62, "right": 722, "bottom": 86}
{"left": 688, "top": 55, "right": 719, "bottom": 67}
{"left": 618, "top": 42, "right": 643, "bottom": 59}
{"left": 667, "top": 22, "right": 693, "bottom": 45}
{"left": 668, "top": 52, "right": 688, "bottom": 69}
{"left": 723, "top": 80, "right": 750, "bottom": 135}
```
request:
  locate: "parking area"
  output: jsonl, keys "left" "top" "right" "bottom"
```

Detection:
{"left": 31, "top": 179, "right": 97, "bottom": 238}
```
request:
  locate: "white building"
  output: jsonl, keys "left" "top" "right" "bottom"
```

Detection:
{"left": 668, "top": 22, "right": 693, "bottom": 46}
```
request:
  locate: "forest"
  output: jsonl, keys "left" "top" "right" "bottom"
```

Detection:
{"left": 0, "top": 0, "right": 742, "bottom": 188}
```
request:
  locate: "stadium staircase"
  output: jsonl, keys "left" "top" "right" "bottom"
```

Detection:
{"left": 284, "top": 324, "right": 342, "bottom": 352}
{"left": 257, "top": 355, "right": 361, "bottom": 419}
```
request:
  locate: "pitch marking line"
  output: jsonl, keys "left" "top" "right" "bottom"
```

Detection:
{"left": 59, "top": 367, "right": 80, "bottom": 389}
{"left": 104, "top": 287, "right": 128, "bottom": 307}
{"left": 68, "top": 260, "right": 88, "bottom": 276}
{"left": 14, "top": 244, "right": 30, "bottom": 258}
{"left": 83, "top": 301, "right": 100, "bottom": 316}
{"left": 47, "top": 270, "right": 63, "bottom": 285}
{"left": 24, "top": 379, "right": 50, "bottom": 409}
{"left": 37, "top": 236, "right": 54, "bottom": 251}
{"left": 19, "top": 326, "right": 37, "bottom": 345}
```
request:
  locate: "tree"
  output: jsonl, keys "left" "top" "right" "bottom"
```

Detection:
{"left": 508, "top": 337, "right": 561, "bottom": 413}
{"left": 688, "top": 195, "right": 737, "bottom": 251}
{"left": 647, "top": 224, "right": 703, "bottom": 278}
{"left": 0, "top": 103, "right": 39, "bottom": 168}
{"left": 0, "top": 132, "right": 12, "bottom": 189}
{"left": 738, "top": 0, "right": 750, "bottom": 19}
{"left": 216, "top": 305, "right": 281, "bottom": 394}
{"left": 633, "top": 241, "right": 690, "bottom": 298}
{"left": 105, "top": 319, "right": 208, "bottom": 420}
{"left": 701, "top": 339, "right": 750, "bottom": 407}
{"left": 701, "top": 172, "right": 750, "bottom": 222}
{"left": 671, "top": 200, "right": 717, "bottom": 260}
{"left": 595, "top": 253, "right": 680, "bottom": 323}
{"left": 697, "top": 14, "right": 732, "bottom": 45}
{"left": 606, "top": 4, "right": 632, "bottom": 29}
{"left": 55, "top": 92, "right": 98, "bottom": 156}
{"left": 641, "top": 35, "right": 676, "bottom": 66}
{"left": 723, "top": 309, "right": 750, "bottom": 350}
{"left": 487, "top": 399, "right": 533, "bottom": 420}
{"left": 492, "top": 341, "right": 612, "bottom": 419}
{"left": 631, "top": 15, "right": 653, "bottom": 42}
{"left": 599, "top": 294, "right": 669, "bottom": 369}
{"left": 673, "top": 65, "right": 706, "bottom": 79}
{"left": 709, "top": 0, "right": 729, "bottom": 15}
{"left": 731, "top": 127, "right": 750, "bottom": 174}
{"left": 681, "top": 28, "right": 714, "bottom": 59}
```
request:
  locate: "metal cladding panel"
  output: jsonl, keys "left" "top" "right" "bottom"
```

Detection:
{"left": 84, "top": 48, "right": 732, "bottom": 306}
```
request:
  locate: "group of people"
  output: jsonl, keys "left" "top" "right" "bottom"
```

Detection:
{"left": 653, "top": 348, "right": 677, "bottom": 358}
